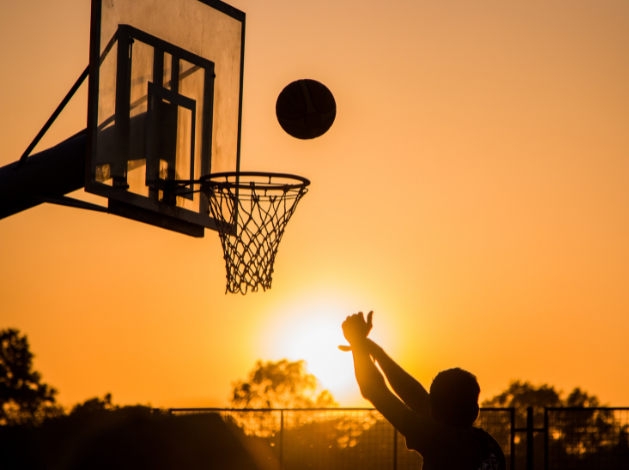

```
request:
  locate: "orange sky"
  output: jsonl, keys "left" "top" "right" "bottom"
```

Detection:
{"left": 1, "top": 0, "right": 628, "bottom": 410}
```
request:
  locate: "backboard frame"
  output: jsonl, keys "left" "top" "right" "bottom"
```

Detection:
{"left": 86, "top": 0, "right": 246, "bottom": 237}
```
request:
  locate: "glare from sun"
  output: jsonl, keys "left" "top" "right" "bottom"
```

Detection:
{"left": 286, "top": 323, "right": 356, "bottom": 393}
{"left": 262, "top": 307, "right": 363, "bottom": 404}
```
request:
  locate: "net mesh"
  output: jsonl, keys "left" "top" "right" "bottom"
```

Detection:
{"left": 202, "top": 173, "right": 309, "bottom": 294}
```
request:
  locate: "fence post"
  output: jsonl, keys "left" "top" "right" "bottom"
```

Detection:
{"left": 393, "top": 428, "right": 398, "bottom": 470}
{"left": 280, "top": 410, "right": 284, "bottom": 470}
{"left": 526, "top": 407, "right": 534, "bottom": 470}
{"left": 543, "top": 409, "right": 548, "bottom": 470}
{"left": 510, "top": 408, "right": 516, "bottom": 470}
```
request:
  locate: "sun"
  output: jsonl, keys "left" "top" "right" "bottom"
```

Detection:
{"left": 284, "top": 323, "right": 356, "bottom": 395}
{"left": 259, "top": 301, "right": 365, "bottom": 406}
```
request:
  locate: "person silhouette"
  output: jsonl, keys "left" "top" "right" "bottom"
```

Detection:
{"left": 341, "top": 311, "right": 505, "bottom": 470}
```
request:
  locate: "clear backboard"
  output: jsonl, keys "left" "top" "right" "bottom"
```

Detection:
{"left": 86, "top": 0, "right": 245, "bottom": 237}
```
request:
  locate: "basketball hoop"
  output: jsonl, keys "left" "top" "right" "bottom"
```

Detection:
{"left": 201, "top": 172, "right": 310, "bottom": 295}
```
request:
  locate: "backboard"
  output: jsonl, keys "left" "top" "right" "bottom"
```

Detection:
{"left": 86, "top": 0, "right": 245, "bottom": 237}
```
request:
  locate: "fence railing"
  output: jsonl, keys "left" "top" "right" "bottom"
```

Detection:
{"left": 169, "top": 408, "right": 515, "bottom": 470}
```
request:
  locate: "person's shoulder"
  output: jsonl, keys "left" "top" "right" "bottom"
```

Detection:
{"left": 470, "top": 426, "right": 497, "bottom": 441}
{"left": 406, "top": 423, "right": 506, "bottom": 470}
{"left": 470, "top": 427, "right": 506, "bottom": 469}
{"left": 470, "top": 427, "right": 502, "bottom": 451}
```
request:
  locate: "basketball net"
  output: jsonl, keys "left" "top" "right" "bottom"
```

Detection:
{"left": 202, "top": 173, "right": 309, "bottom": 294}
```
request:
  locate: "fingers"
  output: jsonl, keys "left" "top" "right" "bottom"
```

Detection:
{"left": 344, "top": 312, "right": 369, "bottom": 322}
{"left": 341, "top": 311, "right": 374, "bottom": 350}
{"left": 342, "top": 312, "right": 373, "bottom": 328}
{"left": 345, "top": 312, "right": 364, "bottom": 320}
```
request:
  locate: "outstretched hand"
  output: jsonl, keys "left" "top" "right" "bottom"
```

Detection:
{"left": 339, "top": 311, "right": 373, "bottom": 351}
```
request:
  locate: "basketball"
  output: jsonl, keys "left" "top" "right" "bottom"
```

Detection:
{"left": 276, "top": 79, "right": 336, "bottom": 139}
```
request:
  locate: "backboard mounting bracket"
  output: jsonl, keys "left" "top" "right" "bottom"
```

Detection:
{"left": 14, "top": 67, "right": 89, "bottom": 171}
{"left": 31, "top": 195, "right": 108, "bottom": 213}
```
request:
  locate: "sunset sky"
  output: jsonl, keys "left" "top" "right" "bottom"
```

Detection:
{"left": 1, "top": 0, "right": 628, "bottom": 410}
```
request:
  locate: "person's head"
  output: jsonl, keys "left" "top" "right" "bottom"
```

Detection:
{"left": 430, "top": 368, "right": 480, "bottom": 428}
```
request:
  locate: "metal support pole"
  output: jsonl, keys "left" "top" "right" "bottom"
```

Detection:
{"left": 0, "top": 130, "right": 87, "bottom": 220}
{"left": 526, "top": 407, "right": 534, "bottom": 470}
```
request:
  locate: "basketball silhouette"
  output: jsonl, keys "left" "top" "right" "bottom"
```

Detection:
{"left": 276, "top": 79, "right": 336, "bottom": 139}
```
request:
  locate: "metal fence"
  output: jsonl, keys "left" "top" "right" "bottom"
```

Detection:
{"left": 545, "top": 408, "right": 629, "bottom": 470}
{"left": 169, "top": 408, "right": 515, "bottom": 470}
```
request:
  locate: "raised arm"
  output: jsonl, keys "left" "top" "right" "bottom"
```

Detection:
{"left": 339, "top": 312, "right": 430, "bottom": 417}
{"left": 342, "top": 313, "right": 418, "bottom": 436}
{"left": 366, "top": 338, "right": 431, "bottom": 417}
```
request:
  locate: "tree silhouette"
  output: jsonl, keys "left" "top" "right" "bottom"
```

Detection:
{"left": 0, "top": 328, "right": 62, "bottom": 425}
{"left": 482, "top": 380, "right": 609, "bottom": 469}
{"left": 69, "top": 393, "right": 117, "bottom": 416}
{"left": 482, "top": 380, "right": 601, "bottom": 427}
{"left": 226, "top": 359, "right": 338, "bottom": 443}
{"left": 230, "top": 359, "right": 337, "bottom": 409}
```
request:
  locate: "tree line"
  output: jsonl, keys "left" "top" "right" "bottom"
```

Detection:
{"left": 2, "top": 327, "right": 621, "bottom": 469}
